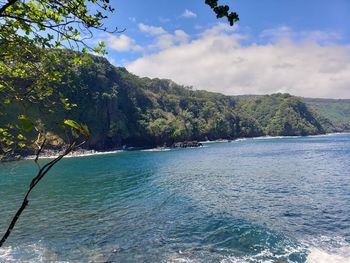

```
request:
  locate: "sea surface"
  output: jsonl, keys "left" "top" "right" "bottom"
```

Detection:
{"left": 0, "top": 133, "right": 349, "bottom": 262}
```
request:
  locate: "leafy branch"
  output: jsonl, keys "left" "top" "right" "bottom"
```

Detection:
{"left": 205, "top": 0, "right": 239, "bottom": 26}
{"left": 0, "top": 1, "right": 116, "bottom": 158}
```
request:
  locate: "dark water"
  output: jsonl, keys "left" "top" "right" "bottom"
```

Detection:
{"left": 0, "top": 134, "right": 349, "bottom": 262}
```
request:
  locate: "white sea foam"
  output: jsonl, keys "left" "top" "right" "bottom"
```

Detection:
{"left": 0, "top": 243, "right": 111, "bottom": 263}
{"left": 232, "top": 132, "right": 349, "bottom": 143}
{"left": 306, "top": 247, "right": 350, "bottom": 263}
{"left": 233, "top": 138, "right": 249, "bottom": 142}
{"left": 141, "top": 148, "right": 171, "bottom": 152}
{"left": 200, "top": 139, "right": 230, "bottom": 144}
{"left": 221, "top": 246, "right": 350, "bottom": 263}
{"left": 253, "top": 135, "right": 302, "bottom": 140}
{"left": 164, "top": 238, "right": 350, "bottom": 263}
{"left": 25, "top": 149, "right": 123, "bottom": 160}
{"left": 3, "top": 242, "right": 350, "bottom": 263}
{"left": 221, "top": 248, "right": 303, "bottom": 263}
{"left": 221, "top": 249, "right": 275, "bottom": 263}
{"left": 165, "top": 246, "right": 304, "bottom": 263}
{"left": 0, "top": 242, "right": 68, "bottom": 263}
{"left": 308, "top": 132, "right": 350, "bottom": 137}
{"left": 304, "top": 235, "right": 350, "bottom": 263}
{"left": 0, "top": 246, "right": 13, "bottom": 262}
{"left": 233, "top": 135, "right": 301, "bottom": 143}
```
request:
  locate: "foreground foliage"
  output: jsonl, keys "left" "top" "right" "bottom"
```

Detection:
{"left": 0, "top": 0, "right": 115, "bottom": 158}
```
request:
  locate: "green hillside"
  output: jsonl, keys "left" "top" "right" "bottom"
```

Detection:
{"left": 2, "top": 52, "right": 349, "bottom": 153}
{"left": 302, "top": 98, "right": 350, "bottom": 131}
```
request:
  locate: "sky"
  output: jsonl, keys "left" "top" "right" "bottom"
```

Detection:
{"left": 92, "top": 0, "right": 350, "bottom": 99}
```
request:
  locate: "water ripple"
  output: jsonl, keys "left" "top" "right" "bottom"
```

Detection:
{"left": 0, "top": 134, "right": 349, "bottom": 262}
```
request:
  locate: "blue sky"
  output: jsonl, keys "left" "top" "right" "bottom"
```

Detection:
{"left": 93, "top": 0, "right": 350, "bottom": 98}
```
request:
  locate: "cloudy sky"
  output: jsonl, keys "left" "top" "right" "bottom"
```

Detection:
{"left": 96, "top": 0, "right": 350, "bottom": 99}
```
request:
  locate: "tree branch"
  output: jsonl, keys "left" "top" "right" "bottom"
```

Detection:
{"left": 0, "top": 141, "right": 77, "bottom": 247}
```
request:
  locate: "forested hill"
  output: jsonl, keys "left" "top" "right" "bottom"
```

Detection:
{"left": 5, "top": 53, "right": 349, "bottom": 151}
{"left": 301, "top": 98, "right": 350, "bottom": 131}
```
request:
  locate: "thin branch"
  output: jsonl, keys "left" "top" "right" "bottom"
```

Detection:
{"left": 0, "top": 141, "right": 77, "bottom": 247}
{"left": 34, "top": 136, "right": 46, "bottom": 169}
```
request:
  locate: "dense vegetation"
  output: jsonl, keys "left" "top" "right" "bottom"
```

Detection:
{"left": 2, "top": 52, "right": 349, "bottom": 152}
{"left": 302, "top": 98, "right": 350, "bottom": 131}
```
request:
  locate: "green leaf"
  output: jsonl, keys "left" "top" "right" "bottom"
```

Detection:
{"left": 64, "top": 119, "right": 81, "bottom": 130}
{"left": 17, "top": 134, "right": 26, "bottom": 140}
{"left": 18, "top": 115, "right": 33, "bottom": 132}
{"left": 18, "top": 143, "right": 26, "bottom": 148}
{"left": 64, "top": 120, "right": 89, "bottom": 138}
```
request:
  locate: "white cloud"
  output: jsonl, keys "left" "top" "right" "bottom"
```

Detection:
{"left": 127, "top": 25, "right": 350, "bottom": 99}
{"left": 260, "top": 26, "right": 343, "bottom": 44}
{"left": 200, "top": 22, "right": 238, "bottom": 37}
{"left": 181, "top": 9, "right": 197, "bottom": 18}
{"left": 107, "top": 34, "right": 142, "bottom": 52}
{"left": 138, "top": 23, "right": 167, "bottom": 36}
{"left": 150, "top": 29, "right": 189, "bottom": 50}
{"left": 138, "top": 23, "right": 189, "bottom": 50}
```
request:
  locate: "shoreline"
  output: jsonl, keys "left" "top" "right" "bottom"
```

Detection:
{"left": 13, "top": 131, "right": 350, "bottom": 161}
{"left": 24, "top": 149, "right": 124, "bottom": 160}
{"left": 233, "top": 131, "right": 350, "bottom": 142}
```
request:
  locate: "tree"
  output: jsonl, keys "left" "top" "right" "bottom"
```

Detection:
{"left": 0, "top": 0, "right": 119, "bottom": 158}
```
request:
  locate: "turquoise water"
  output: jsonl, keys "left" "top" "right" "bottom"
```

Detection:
{"left": 0, "top": 134, "right": 349, "bottom": 262}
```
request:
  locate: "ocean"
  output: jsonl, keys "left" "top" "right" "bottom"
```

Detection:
{"left": 0, "top": 133, "right": 349, "bottom": 262}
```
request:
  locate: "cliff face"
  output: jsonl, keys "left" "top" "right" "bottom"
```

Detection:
{"left": 2, "top": 53, "right": 348, "bottom": 151}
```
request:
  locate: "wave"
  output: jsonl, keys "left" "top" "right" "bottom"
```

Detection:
{"left": 25, "top": 149, "right": 123, "bottom": 160}
{"left": 232, "top": 132, "right": 350, "bottom": 143}
{"left": 0, "top": 242, "right": 108, "bottom": 263}
{"left": 231, "top": 135, "right": 304, "bottom": 143}
{"left": 0, "top": 242, "right": 64, "bottom": 263}
{"left": 233, "top": 138, "right": 248, "bottom": 142}
{"left": 200, "top": 139, "right": 231, "bottom": 144}
{"left": 231, "top": 135, "right": 301, "bottom": 143}
{"left": 307, "top": 132, "right": 350, "bottom": 138}
{"left": 141, "top": 148, "right": 171, "bottom": 152}
{"left": 253, "top": 135, "right": 303, "bottom": 140}
{"left": 304, "top": 235, "right": 350, "bottom": 263}
{"left": 2, "top": 239, "right": 349, "bottom": 263}
{"left": 164, "top": 247, "right": 350, "bottom": 263}
{"left": 163, "top": 235, "right": 350, "bottom": 263}
{"left": 306, "top": 247, "right": 350, "bottom": 263}
{"left": 165, "top": 247, "right": 306, "bottom": 263}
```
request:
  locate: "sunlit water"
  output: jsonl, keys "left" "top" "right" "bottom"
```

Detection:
{"left": 0, "top": 134, "right": 349, "bottom": 262}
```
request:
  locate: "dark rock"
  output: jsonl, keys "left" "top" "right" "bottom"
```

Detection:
{"left": 171, "top": 141, "right": 203, "bottom": 148}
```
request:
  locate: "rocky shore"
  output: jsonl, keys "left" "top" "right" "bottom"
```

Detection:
{"left": 171, "top": 141, "right": 203, "bottom": 148}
